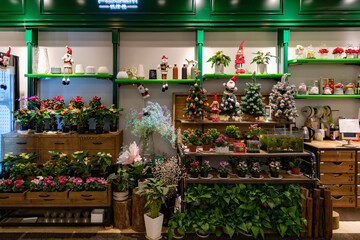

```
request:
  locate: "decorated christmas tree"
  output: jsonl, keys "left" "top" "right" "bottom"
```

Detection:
{"left": 219, "top": 74, "right": 241, "bottom": 119}
{"left": 269, "top": 73, "right": 298, "bottom": 122}
{"left": 183, "top": 71, "right": 210, "bottom": 120}
{"left": 241, "top": 72, "right": 265, "bottom": 120}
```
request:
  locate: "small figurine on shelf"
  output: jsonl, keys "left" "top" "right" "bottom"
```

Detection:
{"left": 309, "top": 80, "right": 319, "bottom": 95}
{"left": 235, "top": 40, "right": 245, "bottom": 74}
{"left": 158, "top": 55, "right": 172, "bottom": 80}
{"left": 334, "top": 83, "right": 344, "bottom": 95}
{"left": 0, "top": 46, "right": 11, "bottom": 70}
{"left": 210, "top": 93, "right": 220, "bottom": 122}
{"left": 306, "top": 45, "right": 316, "bottom": 59}
{"left": 136, "top": 83, "right": 150, "bottom": 99}
{"left": 345, "top": 83, "right": 355, "bottom": 95}
{"left": 298, "top": 83, "right": 307, "bottom": 95}
{"left": 220, "top": 74, "right": 242, "bottom": 120}
{"left": 295, "top": 45, "right": 304, "bottom": 59}
{"left": 323, "top": 85, "right": 332, "bottom": 95}
{"left": 62, "top": 46, "right": 74, "bottom": 74}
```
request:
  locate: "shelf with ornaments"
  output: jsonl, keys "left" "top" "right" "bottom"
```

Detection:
{"left": 288, "top": 58, "right": 360, "bottom": 65}
{"left": 115, "top": 79, "right": 196, "bottom": 84}
{"left": 203, "top": 73, "right": 291, "bottom": 80}
{"left": 294, "top": 94, "right": 360, "bottom": 99}
{"left": 25, "top": 73, "right": 113, "bottom": 79}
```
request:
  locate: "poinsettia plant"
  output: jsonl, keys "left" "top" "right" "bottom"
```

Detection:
{"left": 70, "top": 96, "right": 84, "bottom": 109}
{"left": 89, "top": 96, "right": 102, "bottom": 109}
{"left": 84, "top": 177, "right": 107, "bottom": 191}
{"left": 27, "top": 96, "right": 41, "bottom": 110}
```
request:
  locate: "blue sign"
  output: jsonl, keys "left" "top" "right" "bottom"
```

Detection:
{"left": 98, "top": 0, "right": 138, "bottom": 10}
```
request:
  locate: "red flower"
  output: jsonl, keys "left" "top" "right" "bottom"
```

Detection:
{"left": 345, "top": 48, "right": 356, "bottom": 54}
{"left": 332, "top": 47, "right": 344, "bottom": 54}
{"left": 93, "top": 96, "right": 101, "bottom": 100}
{"left": 190, "top": 161, "right": 199, "bottom": 167}
{"left": 318, "top": 49, "right": 329, "bottom": 54}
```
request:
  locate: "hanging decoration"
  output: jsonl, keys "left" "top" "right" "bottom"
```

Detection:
{"left": 62, "top": 46, "right": 74, "bottom": 85}
{"left": 136, "top": 83, "right": 150, "bottom": 99}
{"left": 219, "top": 74, "right": 241, "bottom": 120}
{"left": 235, "top": 41, "right": 245, "bottom": 74}
{"left": 0, "top": 46, "right": 11, "bottom": 90}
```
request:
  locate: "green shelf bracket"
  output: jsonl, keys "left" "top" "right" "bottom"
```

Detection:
{"left": 197, "top": 29, "right": 204, "bottom": 86}
{"left": 26, "top": 29, "right": 38, "bottom": 97}
{"left": 278, "top": 29, "right": 290, "bottom": 78}
{"left": 112, "top": 29, "right": 119, "bottom": 108}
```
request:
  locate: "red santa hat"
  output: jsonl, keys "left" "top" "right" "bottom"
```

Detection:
{"left": 231, "top": 74, "right": 238, "bottom": 82}
{"left": 66, "top": 46, "right": 72, "bottom": 55}
{"left": 6, "top": 47, "right": 11, "bottom": 56}
{"left": 238, "top": 40, "right": 244, "bottom": 51}
{"left": 214, "top": 92, "right": 218, "bottom": 101}
{"left": 162, "top": 55, "right": 167, "bottom": 59}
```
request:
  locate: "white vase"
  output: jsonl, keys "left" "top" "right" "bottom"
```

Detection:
{"left": 215, "top": 146, "right": 229, "bottom": 153}
{"left": 37, "top": 48, "right": 50, "bottom": 74}
{"left": 214, "top": 64, "right": 224, "bottom": 74}
{"left": 334, "top": 53, "right": 342, "bottom": 59}
{"left": 138, "top": 180, "right": 145, "bottom": 191}
{"left": 137, "top": 64, "right": 144, "bottom": 79}
{"left": 144, "top": 212, "right": 164, "bottom": 240}
{"left": 319, "top": 53, "right": 328, "bottom": 59}
{"left": 346, "top": 53, "right": 354, "bottom": 59}
{"left": 113, "top": 191, "right": 129, "bottom": 201}
{"left": 256, "top": 64, "right": 267, "bottom": 74}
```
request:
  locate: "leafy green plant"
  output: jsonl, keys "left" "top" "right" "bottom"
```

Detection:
{"left": 201, "top": 133, "right": 212, "bottom": 145}
{"left": 251, "top": 51, "right": 276, "bottom": 64}
{"left": 225, "top": 125, "right": 240, "bottom": 138}
{"left": 107, "top": 168, "right": 129, "bottom": 192}
{"left": 24, "top": 162, "right": 40, "bottom": 176}
{"left": 168, "top": 210, "right": 189, "bottom": 240}
{"left": 70, "top": 151, "right": 93, "bottom": 177}
{"left": 237, "top": 161, "right": 248, "bottom": 172}
{"left": 184, "top": 184, "right": 212, "bottom": 205}
{"left": 207, "top": 128, "right": 220, "bottom": 143}
{"left": 229, "top": 157, "right": 240, "bottom": 168}
{"left": 92, "top": 152, "right": 112, "bottom": 173}
{"left": 289, "top": 158, "right": 303, "bottom": 169}
{"left": 107, "top": 104, "right": 124, "bottom": 125}
{"left": 189, "top": 161, "right": 201, "bottom": 173}
{"left": 41, "top": 161, "right": 56, "bottom": 176}
{"left": 207, "top": 51, "right": 231, "bottom": 68}
{"left": 182, "top": 129, "right": 200, "bottom": 146}
{"left": 10, "top": 163, "right": 26, "bottom": 178}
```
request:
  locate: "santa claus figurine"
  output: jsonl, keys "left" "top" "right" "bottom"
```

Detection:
{"left": 224, "top": 74, "right": 238, "bottom": 94}
{"left": 62, "top": 46, "right": 74, "bottom": 74}
{"left": 210, "top": 93, "right": 220, "bottom": 122}
{"left": 235, "top": 41, "right": 245, "bottom": 74}
{"left": 0, "top": 47, "right": 11, "bottom": 70}
{"left": 136, "top": 83, "right": 150, "bottom": 99}
{"left": 158, "top": 55, "right": 172, "bottom": 80}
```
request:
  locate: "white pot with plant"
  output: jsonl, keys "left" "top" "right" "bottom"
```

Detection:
{"left": 207, "top": 51, "right": 231, "bottom": 74}
{"left": 137, "top": 178, "right": 176, "bottom": 240}
{"left": 214, "top": 134, "right": 230, "bottom": 153}
{"left": 251, "top": 51, "right": 276, "bottom": 74}
{"left": 107, "top": 168, "right": 129, "bottom": 201}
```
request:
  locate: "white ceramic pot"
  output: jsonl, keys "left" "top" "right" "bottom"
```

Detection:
{"left": 75, "top": 64, "right": 85, "bottom": 74}
{"left": 138, "top": 180, "right": 145, "bottom": 191}
{"left": 346, "top": 53, "right": 354, "bottom": 59}
{"left": 137, "top": 64, "right": 145, "bottom": 78}
{"left": 215, "top": 146, "right": 229, "bottom": 153}
{"left": 256, "top": 64, "right": 267, "bottom": 74}
{"left": 333, "top": 53, "right": 342, "bottom": 59}
{"left": 113, "top": 191, "right": 128, "bottom": 201}
{"left": 195, "top": 230, "right": 209, "bottom": 238}
{"left": 144, "top": 212, "right": 164, "bottom": 240}
{"left": 85, "top": 66, "right": 96, "bottom": 74}
{"left": 214, "top": 64, "right": 224, "bottom": 74}
{"left": 117, "top": 71, "right": 129, "bottom": 79}
{"left": 319, "top": 53, "right": 328, "bottom": 59}
{"left": 98, "top": 66, "right": 109, "bottom": 74}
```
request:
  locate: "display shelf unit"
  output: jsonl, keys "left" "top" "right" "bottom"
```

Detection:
{"left": 294, "top": 95, "right": 360, "bottom": 99}
{"left": 115, "top": 79, "right": 196, "bottom": 84}
{"left": 177, "top": 119, "right": 295, "bottom": 126}
{"left": 203, "top": 73, "right": 290, "bottom": 80}
{"left": 25, "top": 74, "right": 113, "bottom": 79}
{"left": 182, "top": 149, "right": 312, "bottom": 157}
{"left": 288, "top": 59, "right": 360, "bottom": 65}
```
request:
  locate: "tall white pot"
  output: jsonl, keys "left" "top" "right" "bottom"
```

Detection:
{"left": 214, "top": 64, "right": 224, "bottom": 74}
{"left": 144, "top": 212, "right": 164, "bottom": 239}
{"left": 256, "top": 64, "right": 267, "bottom": 74}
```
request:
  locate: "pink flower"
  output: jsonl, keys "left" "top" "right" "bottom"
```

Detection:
{"left": 190, "top": 161, "right": 199, "bottom": 167}
{"left": 14, "top": 180, "right": 24, "bottom": 188}
{"left": 86, "top": 177, "right": 96, "bottom": 184}
{"left": 98, "top": 178, "right": 106, "bottom": 185}
{"left": 74, "top": 177, "right": 83, "bottom": 185}
{"left": 31, "top": 179, "right": 40, "bottom": 185}
{"left": 51, "top": 183, "right": 55, "bottom": 187}
{"left": 220, "top": 161, "right": 229, "bottom": 168}
{"left": 4, "top": 179, "right": 12, "bottom": 185}
{"left": 93, "top": 96, "right": 101, "bottom": 100}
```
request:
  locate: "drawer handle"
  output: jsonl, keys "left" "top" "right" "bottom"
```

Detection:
{"left": 16, "top": 142, "right": 26, "bottom": 145}
{"left": 84, "top": 198, "right": 95, "bottom": 201}
{"left": 0, "top": 196, "right": 9, "bottom": 199}
{"left": 320, "top": 173, "right": 324, "bottom": 176}
{"left": 38, "top": 194, "right": 51, "bottom": 198}
{"left": 54, "top": 142, "right": 65, "bottom": 145}
{"left": 320, "top": 162, "right": 324, "bottom": 164}
{"left": 43, "top": 199, "right": 55, "bottom": 201}
{"left": 332, "top": 173, "right": 342, "bottom": 177}
{"left": 333, "top": 196, "right": 343, "bottom": 200}
{"left": 81, "top": 194, "right": 93, "bottom": 198}
{"left": 92, "top": 142, "right": 103, "bottom": 145}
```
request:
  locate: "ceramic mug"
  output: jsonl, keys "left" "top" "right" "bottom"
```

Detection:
{"left": 75, "top": 64, "right": 84, "bottom": 74}
{"left": 97, "top": 66, "right": 109, "bottom": 74}
{"left": 116, "top": 71, "right": 128, "bottom": 79}
{"left": 85, "top": 66, "right": 96, "bottom": 74}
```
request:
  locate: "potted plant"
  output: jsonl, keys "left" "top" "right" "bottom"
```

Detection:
{"left": 218, "top": 161, "right": 230, "bottom": 178}
{"left": 24, "top": 162, "right": 40, "bottom": 181}
{"left": 68, "top": 177, "right": 108, "bottom": 204}
{"left": 201, "top": 133, "right": 212, "bottom": 151}
{"left": 70, "top": 151, "right": 93, "bottom": 178}
{"left": 247, "top": 124, "right": 261, "bottom": 141}
{"left": 92, "top": 152, "right": 112, "bottom": 176}
{"left": 137, "top": 178, "right": 176, "bottom": 240}
{"left": 41, "top": 161, "right": 56, "bottom": 177}
{"left": 107, "top": 168, "right": 129, "bottom": 201}
{"left": 214, "top": 134, "right": 230, "bottom": 153}
{"left": 229, "top": 157, "right": 240, "bottom": 174}
{"left": 189, "top": 160, "right": 201, "bottom": 178}
{"left": 269, "top": 160, "right": 281, "bottom": 178}
{"left": 182, "top": 129, "right": 199, "bottom": 152}
{"left": 126, "top": 159, "right": 149, "bottom": 190}
{"left": 0, "top": 179, "right": 26, "bottom": 203}
{"left": 183, "top": 156, "right": 192, "bottom": 174}
{"left": 332, "top": 47, "right": 344, "bottom": 59}
{"left": 75, "top": 107, "right": 88, "bottom": 134}
{"left": 345, "top": 48, "right": 356, "bottom": 59}
{"left": 289, "top": 158, "right": 303, "bottom": 175}
{"left": 207, "top": 51, "right": 231, "bottom": 74}
{"left": 69, "top": 177, "right": 84, "bottom": 192}
{"left": 225, "top": 125, "right": 240, "bottom": 143}
{"left": 27, "top": 96, "right": 41, "bottom": 110}
{"left": 251, "top": 51, "right": 276, "bottom": 74}
{"left": 168, "top": 210, "right": 188, "bottom": 240}
{"left": 29, "top": 178, "right": 44, "bottom": 192}
{"left": 84, "top": 177, "right": 107, "bottom": 191}
{"left": 31, "top": 109, "right": 45, "bottom": 133}
{"left": 318, "top": 48, "right": 329, "bottom": 59}
{"left": 201, "top": 160, "right": 212, "bottom": 178}
{"left": 237, "top": 161, "right": 248, "bottom": 178}
{"left": 94, "top": 105, "right": 106, "bottom": 134}
{"left": 10, "top": 163, "right": 26, "bottom": 180}
{"left": 207, "top": 128, "right": 220, "bottom": 148}
{"left": 44, "top": 109, "right": 59, "bottom": 132}
{"left": 69, "top": 96, "right": 84, "bottom": 109}
{"left": 250, "top": 162, "right": 261, "bottom": 178}
{"left": 54, "top": 163, "right": 69, "bottom": 177}
{"left": 13, "top": 108, "right": 31, "bottom": 131}
{"left": 60, "top": 108, "right": 71, "bottom": 133}
{"left": 108, "top": 104, "right": 123, "bottom": 132}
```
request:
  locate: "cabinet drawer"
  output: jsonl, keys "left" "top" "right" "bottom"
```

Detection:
{"left": 319, "top": 162, "right": 355, "bottom": 173}
{"left": 332, "top": 196, "right": 355, "bottom": 207}
{"left": 0, "top": 192, "right": 25, "bottom": 203}
{"left": 27, "top": 191, "right": 68, "bottom": 200}
{"left": 3, "top": 136, "right": 36, "bottom": 150}
{"left": 81, "top": 137, "right": 115, "bottom": 150}
{"left": 320, "top": 173, "right": 355, "bottom": 184}
{"left": 320, "top": 151, "right": 354, "bottom": 162}
{"left": 39, "top": 137, "right": 80, "bottom": 150}
{"left": 328, "top": 184, "right": 355, "bottom": 196}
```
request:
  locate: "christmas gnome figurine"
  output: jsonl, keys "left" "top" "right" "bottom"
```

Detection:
{"left": 269, "top": 73, "right": 298, "bottom": 122}
{"left": 158, "top": 55, "right": 172, "bottom": 80}
{"left": 62, "top": 46, "right": 74, "bottom": 74}
{"left": 210, "top": 93, "right": 220, "bottom": 122}
{"left": 183, "top": 69, "right": 210, "bottom": 120}
{"left": 0, "top": 47, "right": 11, "bottom": 70}
{"left": 235, "top": 41, "right": 245, "bottom": 74}
{"left": 219, "top": 74, "right": 241, "bottom": 120}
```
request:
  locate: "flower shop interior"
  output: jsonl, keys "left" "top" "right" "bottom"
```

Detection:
{"left": 1, "top": 1, "right": 360, "bottom": 240}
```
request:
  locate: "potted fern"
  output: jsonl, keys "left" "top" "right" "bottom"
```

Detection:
{"left": 137, "top": 178, "right": 176, "bottom": 240}
{"left": 207, "top": 51, "right": 231, "bottom": 74}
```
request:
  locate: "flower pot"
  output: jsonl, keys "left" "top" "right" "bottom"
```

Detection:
{"left": 237, "top": 170, "right": 246, "bottom": 178}
{"left": 346, "top": 53, "right": 354, "bottom": 59}
{"left": 196, "top": 230, "right": 209, "bottom": 238}
{"left": 190, "top": 172, "right": 199, "bottom": 178}
{"left": 333, "top": 53, "right": 342, "bottom": 59}
{"left": 96, "top": 126, "right": 104, "bottom": 134}
{"left": 215, "top": 146, "right": 229, "bottom": 153}
{"left": 345, "top": 88, "right": 355, "bottom": 95}
{"left": 252, "top": 172, "right": 261, "bottom": 178}
{"left": 257, "top": 63, "right": 267, "bottom": 74}
{"left": 113, "top": 191, "right": 129, "bottom": 201}
{"left": 202, "top": 144, "right": 211, "bottom": 151}
{"left": 210, "top": 143, "right": 215, "bottom": 148}
{"left": 71, "top": 125, "right": 78, "bottom": 132}
{"left": 19, "top": 125, "right": 29, "bottom": 131}
{"left": 174, "top": 229, "right": 185, "bottom": 239}
{"left": 270, "top": 171, "right": 280, "bottom": 178}
{"left": 214, "top": 63, "right": 224, "bottom": 74}
{"left": 138, "top": 179, "right": 145, "bottom": 191}
{"left": 252, "top": 136, "right": 259, "bottom": 141}
{"left": 15, "top": 176, "right": 23, "bottom": 180}
{"left": 319, "top": 53, "right": 328, "bottom": 59}
{"left": 232, "top": 167, "right": 237, "bottom": 174}
{"left": 35, "top": 125, "right": 44, "bottom": 133}
{"left": 200, "top": 170, "right": 209, "bottom": 178}
{"left": 110, "top": 125, "right": 118, "bottom": 132}
{"left": 50, "top": 124, "right": 58, "bottom": 131}
{"left": 144, "top": 212, "right": 164, "bottom": 240}
{"left": 85, "top": 124, "right": 90, "bottom": 132}
{"left": 78, "top": 126, "right": 86, "bottom": 134}
{"left": 291, "top": 167, "right": 301, "bottom": 175}
{"left": 188, "top": 145, "right": 197, "bottom": 152}
{"left": 219, "top": 172, "right": 228, "bottom": 178}
{"left": 62, "top": 125, "right": 70, "bottom": 133}
{"left": 27, "top": 176, "right": 36, "bottom": 181}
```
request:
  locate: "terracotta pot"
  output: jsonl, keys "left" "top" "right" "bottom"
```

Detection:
{"left": 27, "top": 176, "right": 36, "bottom": 181}
{"left": 210, "top": 143, "right": 215, "bottom": 148}
{"left": 188, "top": 145, "right": 197, "bottom": 152}
{"left": 252, "top": 136, "right": 259, "bottom": 141}
{"left": 202, "top": 144, "right": 211, "bottom": 151}
{"left": 291, "top": 168, "right": 301, "bottom": 175}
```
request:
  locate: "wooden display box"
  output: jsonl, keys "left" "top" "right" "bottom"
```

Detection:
{"left": 0, "top": 192, "right": 26, "bottom": 203}
{"left": 69, "top": 190, "right": 108, "bottom": 205}
{"left": 27, "top": 191, "right": 68, "bottom": 200}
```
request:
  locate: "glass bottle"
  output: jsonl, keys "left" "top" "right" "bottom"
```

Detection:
{"left": 173, "top": 64, "right": 178, "bottom": 79}
{"left": 182, "top": 64, "right": 187, "bottom": 79}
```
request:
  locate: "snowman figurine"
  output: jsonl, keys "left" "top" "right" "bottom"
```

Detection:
{"left": 158, "top": 55, "right": 172, "bottom": 80}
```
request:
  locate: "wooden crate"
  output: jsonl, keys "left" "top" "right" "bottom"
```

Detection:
{"left": 0, "top": 192, "right": 26, "bottom": 203}
{"left": 332, "top": 196, "right": 355, "bottom": 207}
{"left": 320, "top": 151, "right": 355, "bottom": 162}
{"left": 27, "top": 191, "right": 68, "bottom": 200}
{"left": 319, "top": 161, "right": 355, "bottom": 173}
{"left": 328, "top": 184, "right": 355, "bottom": 196}
{"left": 320, "top": 173, "right": 355, "bottom": 184}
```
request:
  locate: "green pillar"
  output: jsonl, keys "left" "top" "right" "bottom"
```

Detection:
{"left": 112, "top": 29, "right": 119, "bottom": 107}
{"left": 26, "top": 29, "right": 38, "bottom": 97}
{"left": 197, "top": 30, "right": 204, "bottom": 85}
{"left": 277, "top": 29, "right": 290, "bottom": 77}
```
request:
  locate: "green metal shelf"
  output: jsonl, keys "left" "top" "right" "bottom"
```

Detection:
{"left": 294, "top": 95, "right": 360, "bottom": 99}
{"left": 115, "top": 79, "right": 196, "bottom": 84}
{"left": 203, "top": 73, "right": 290, "bottom": 79}
{"left": 25, "top": 74, "right": 113, "bottom": 79}
{"left": 288, "top": 59, "right": 360, "bottom": 65}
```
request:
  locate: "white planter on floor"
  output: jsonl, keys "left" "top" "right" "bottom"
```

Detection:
{"left": 144, "top": 212, "right": 164, "bottom": 240}
{"left": 113, "top": 191, "right": 128, "bottom": 201}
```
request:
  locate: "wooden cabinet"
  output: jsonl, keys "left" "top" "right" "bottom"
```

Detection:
{"left": 332, "top": 196, "right": 356, "bottom": 208}
{"left": 319, "top": 161, "right": 355, "bottom": 173}
{"left": 1, "top": 131, "right": 123, "bottom": 164}
{"left": 320, "top": 151, "right": 354, "bottom": 162}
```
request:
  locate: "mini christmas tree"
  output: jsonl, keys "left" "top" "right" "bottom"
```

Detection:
{"left": 183, "top": 70, "right": 210, "bottom": 120}
{"left": 219, "top": 74, "right": 241, "bottom": 119}
{"left": 269, "top": 74, "right": 298, "bottom": 122}
{"left": 241, "top": 72, "right": 265, "bottom": 120}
